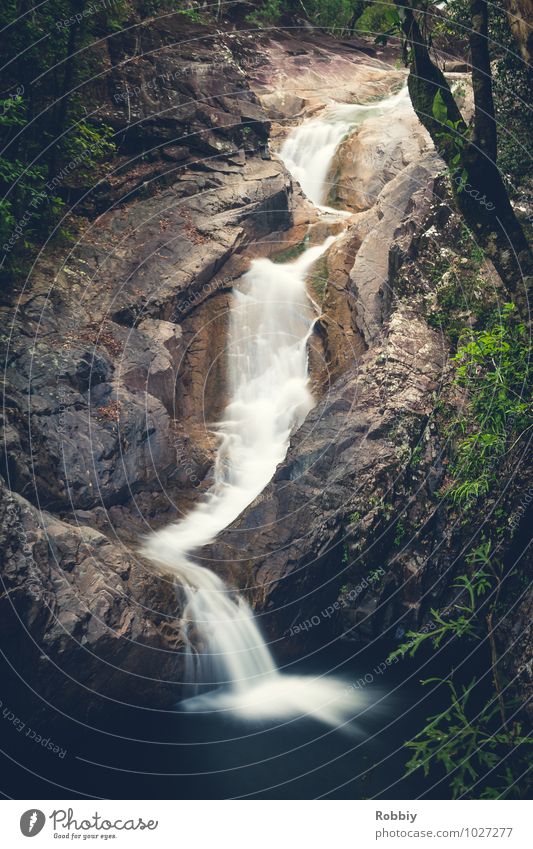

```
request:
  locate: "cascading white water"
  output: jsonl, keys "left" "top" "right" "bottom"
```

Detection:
{"left": 141, "top": 240, "right": 340, "bottom": 714}
{"left": 280, "top": 87, "right": 409, "bottom": 209}
{"left": 143, "top": 240, "right": 335, "bottom": 569}
{"left": 142, "top": 237, "right": 360, "bottom": 722}
{"left": 280, "top": 116, "right": 352, "bottom": 208}
{"left": 142, "top": 87, "right": 407, "bottom": 726}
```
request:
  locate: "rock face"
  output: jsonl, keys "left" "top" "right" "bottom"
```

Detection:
{"left": 206, "top": 169, "right": 532, "bottom": 691}
{"left": 0, "top": 478, "right": 185, "bottom": 717}
{"left": 328, "top": 93, "right": 433, "bottom": 212}
{"left": 1, "top": 20, "right": 300, "bottom": 523}
{"left": 209, "top": 300, "right": 445, "bottom": 629}
{"left": 333, "top": 153, "right": 441, "bottom": 347}
{"left": 248, "top": 32, "right": 405, "bottom": 124}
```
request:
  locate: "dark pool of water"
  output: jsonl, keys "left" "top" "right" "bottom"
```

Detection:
{"left": 0, "top": 641, "right": 451, "bottom": 799}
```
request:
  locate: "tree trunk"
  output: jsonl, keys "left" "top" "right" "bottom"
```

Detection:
{"left": 47, "top": 0, "right": 87, "bottom": 183}
{"left": 395, "top": 1, "right": 532, "bottom": 314}
{"left": 503, "top": 0, "right": 533, "bottom": 64}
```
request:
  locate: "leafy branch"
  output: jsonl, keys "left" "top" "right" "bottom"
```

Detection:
{"left": 388, "top": 564, "right": 490, "bottom": 661}
{"left": 405, "top": 676, "right": 531, "bottom": 798}
{"left": 391, "top": 541, "right": 532, "bottom": 797}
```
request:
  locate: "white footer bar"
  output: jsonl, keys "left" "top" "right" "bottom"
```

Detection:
{"left": 1, "top": 799, "right": 531, "bottom": 847}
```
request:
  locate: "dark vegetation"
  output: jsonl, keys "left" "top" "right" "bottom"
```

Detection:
{"left": 382, "top": 5, "right": 532, "bottom": 797}
{"left": 2, "top": 1, "right": 530, "bottom": 290}
{"left": 0, "top": 0, "right": 133, "bottom": 282}
{"left": 391, "top": 189, "right": 532, "bottom": 797}
{"left": 246, "top": 1, "right": 533, "bottom": 297}
{"left": 0, "top": 0, "right": 195, "bottom": 284}
{"left": 389, "top": 545, "right": 532, "bottom": 798}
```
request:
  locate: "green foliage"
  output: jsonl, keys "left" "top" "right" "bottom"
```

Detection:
{"left": 0, "top": 96, "right": 49, "bottom": 257}
{"left": 246, "top": 0, "right": 282, "bottom": 26}
{"left": 368, "top": 568, "right": 383, "bottom": 583}
{"left": 425, "top": 230, "right": 492, "bottom": 344}
{"left": 308, "top": 254, "right": 329, "bottom": 302}
{"left": 0, "top": 198, "right": 15, "bottom": 249}
{"left": 388, "top": 566, "right": 489, "bottom": 661}
{"left": 410, "top": 443, "right": 423, "bottom": 467}
{"left": 432, "top": 91, "right": 469, "bottom": 191}
{"left": 405, "top": 677, "right": 531, "bottom": 798}
{"left": 492, "top": 49, "right": 533, "bottom": 187}
{"left": 0, "top": 0, "right": 122, "bottom": 284}
{"left": 272, "top": 239, "right": 309, "bottom": 263}
{"left": 306, "top": 0, "right": 356, "bottom": 31}
{"left": 0, "top": 94, "right": 26, "bottom": 129}
{"left": 62, "top": 120, "right": 116, "bottom": 179}
{"left": 176, "top": 2, "right": 204, "bottom": 22}
{"left": 393, "top": 518, "right": 405, "bottom": 546}
{"left": 247, "top": 0, "right": 359, "bottom": 32}
{"left": 446, "top": 303, "right": 531, "bottom": 508}
{"left": 353, "top": 1, "right": 399, "bottom": 38}
{"left": 391, "top": 542, "right": 532, "bottom": 798}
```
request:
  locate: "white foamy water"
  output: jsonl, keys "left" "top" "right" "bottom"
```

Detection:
{"left": 141, "top": 236, "right": 355, "bottom": 724}
{"left": 143, "top": 239, "right": 335, "bottom": 567}
{"left": 279, "top": 86, "right": 409, "bottom": 209}
{"left": 183, "top": 675, "right": 360, "bottom": 729}
{"left": 141, "top": 88, "right": 406, "bottom": 727}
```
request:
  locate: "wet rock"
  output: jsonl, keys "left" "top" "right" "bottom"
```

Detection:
{"left": 328, "top": 93, "right": 432, "bottom": 212}
{"left": 0, "top": 21, "right": 318, "bottom": 723}
{"left": 249, "top": 32, "right": 405, "bottom": 125}
{"left": 0, "top": 478, "right": 184, "bottom": 722}
{"left": 316, "top": 152, "right": 441, "bottom": 355}
{"left": 4, "top": 20, "right": 527, "bottom": 723}
{"left": 0, "top": 25, "right": 298, "bottom": 518}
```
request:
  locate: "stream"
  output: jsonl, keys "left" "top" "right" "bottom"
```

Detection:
{"left": 140, "top": 89, "right": 412, "bottom": 727}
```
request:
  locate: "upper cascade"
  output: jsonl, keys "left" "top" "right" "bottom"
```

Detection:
{"left": 279, "top": 87, "right": 409, "bottom": 209}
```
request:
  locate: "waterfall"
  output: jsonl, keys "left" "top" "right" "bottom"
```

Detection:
{"left": 142, "top": 88, "right": 407, "bottom": 726}
{"left": 279, "top": 87, "right": 410, "bottom": 209}
{"left": 280, "top": 114, "right": 354, "bottom": 208}
{"left": 144, "top": 239, "right": 335, "bottom": 571}
{"left": 141, "top": 240, "right": 344, "bottom": 720}
{"left": 141, "top": 237, "right": 359, "bottom": 724}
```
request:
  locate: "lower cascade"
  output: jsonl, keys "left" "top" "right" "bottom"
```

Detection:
{"left": 141, "top": 238, "right": 359, "bottom": 727}
{"left": 141, "top": 91, "right": 404, "bottom": 727}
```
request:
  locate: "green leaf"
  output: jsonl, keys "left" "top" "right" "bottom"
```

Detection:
{"left": 432, "top": 90, "right": 448, "bottom": 124}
